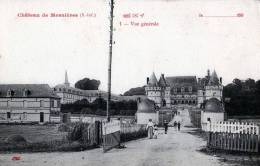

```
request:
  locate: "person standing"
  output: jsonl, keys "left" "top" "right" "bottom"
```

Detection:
{"left": 163, "top": 120, "right": 168, "bottom": 134}
{"left": 146, "top": 119, "right": 154, "bottom": 139}
{"left": 177, "top": 121, "right": 181, "bottom": 131}
{"left": 153, "top": 124, "right": 158, "bottom": 139}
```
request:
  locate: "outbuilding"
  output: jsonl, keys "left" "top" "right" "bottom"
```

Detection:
{"left": 136, "top": 98, "right": 158, "bottom": 124}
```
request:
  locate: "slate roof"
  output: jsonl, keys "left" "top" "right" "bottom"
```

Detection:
{"left": 148, "top": 72, "right": 158, "bottom": 86}
{"left": 205, "top": 98, "right": 224, "bottom": 113}
{"left": 158, "top": 74, "right": 168, "bottom": 87}
{"left": 137, "top": 98, "right": 156, "bottom": 113}
{"left": 165, "top": 76, "right": 197, "bottom": 87}
{"left": 0, "top": 84, "right": 60, "bottom": 98}
{"left": 208, "top": 70, "right": 220, "bottom": 86}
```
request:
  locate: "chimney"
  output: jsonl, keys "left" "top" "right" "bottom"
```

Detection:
{"left": 220, "top": 77, "right": 222, "bottom": 84}
{"left": 162, "top": 74, "right": 164, "bottom": 78}
{"left": 146, "top": 77, "right": 149, "bottom": 84}
{"left": 207, "top": 69, "right": 210, "bottom": 77}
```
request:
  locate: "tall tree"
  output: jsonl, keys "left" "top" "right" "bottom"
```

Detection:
{"left": 75, "top": 78, "right": 100, "bottom": 90}
{"left": 123, "top": 86, "right": 145, "bottom": 96}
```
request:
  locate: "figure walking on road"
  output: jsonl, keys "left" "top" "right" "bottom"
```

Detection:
{"left": 146, "top": 119, "right": 154, "bottom": 139}
{"left": 177, "top": 121, "right": 181, "bottom": 131}
{"left": 163, "top": 120, "right": 168, "bottom": 134}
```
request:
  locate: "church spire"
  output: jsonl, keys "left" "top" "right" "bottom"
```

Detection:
{"left": 64, "top": 70, "right": 70, "bottom": 87}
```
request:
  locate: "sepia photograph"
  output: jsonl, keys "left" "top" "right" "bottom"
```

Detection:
{"left": 0, "top": 0, "right": 260, "bottom": 165}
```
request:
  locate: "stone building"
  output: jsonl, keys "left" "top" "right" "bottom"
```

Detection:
{"left": 53, "top": 71, "right": 121, "bottom": 104}
{"left": 145, "top": 69, "right": 223, "bottom": 109}
{"left": 145, "top": 73, "right": 198, "bottom": 108}
{"left": 201, "top": 98, "right": 225, "bottom": 128}
{"left": 0, "top": 84, "right": 60, "bottom": 123}
{"left": 197, "top": 70, "right": 223, "bottom": 108}
{"left": 136, "top": 98, "right": 158, "bottom": 124}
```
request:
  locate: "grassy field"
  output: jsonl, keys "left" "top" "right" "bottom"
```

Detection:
{"left": 0, "top": 124, "right": 68, "bottom": 143}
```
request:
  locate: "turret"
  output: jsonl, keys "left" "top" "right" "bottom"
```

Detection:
{"left": 64, "top": 70, "right": 70, "bottom": 87}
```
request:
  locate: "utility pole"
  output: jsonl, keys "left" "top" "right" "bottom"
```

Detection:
{"left": 107, "top": 0, "right": 114, "bottom": 121}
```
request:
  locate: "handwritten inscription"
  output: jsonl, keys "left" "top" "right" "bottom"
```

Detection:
{"left": 198, "top": 13, "right": 244, "bottom": 18}
{"left": 120, "top": 13, "right": 159, "bottom": 28}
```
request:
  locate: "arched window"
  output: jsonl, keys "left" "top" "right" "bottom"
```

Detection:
{"left": 23, "top": 89, "right": 31, "bottom": 97}
{"left": 162, "top": 99, "right": 166, "bottom": 106}
{"left": 189, "top": 86, "right": 192, "bottom": 92}
{"left": 181, "top": 87, "right": 185, "bottom": 93}
{"left": 7, "top": 89, "right": 14, "bottom": 97}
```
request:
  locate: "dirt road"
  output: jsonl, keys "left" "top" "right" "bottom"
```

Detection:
{"left": 0, "top": 109, "right": 252, "bottom": 166}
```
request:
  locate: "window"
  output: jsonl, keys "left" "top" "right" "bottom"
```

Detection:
{"left": 181, "top": 87, "right": 185, "bottom": 93}
{"left": 51, "top": 100, "right": 54, "bottom": 107}
{"left": 174, "top": 88, "right": 177, "bottom": 94}
{"left": 40, "top": 100, "right": 44, "bottom": 107}
{"left": 7, "top": 112, "right": 11, "bottom": 119}
{"left": 23, "top": 89, "right": 30, "bottom": 97}
{"left": 7, "top": 89, "right": 14, "bottom": 97}
{"left": 23, "top": 112, "right": 27, "bottom": 120}
{"left": 189, "top": 87, "right": 192, "bottom": 92}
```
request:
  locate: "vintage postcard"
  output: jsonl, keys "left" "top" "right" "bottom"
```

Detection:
{"left": 0, "top": 0, "right": 260, "bottom": 166}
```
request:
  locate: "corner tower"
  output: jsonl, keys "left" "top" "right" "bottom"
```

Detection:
{"left": 145, "top": 72, "right": 162, "bottom": 107}
{"left": 205, "top": 70, "right": 223, "bottom": 101}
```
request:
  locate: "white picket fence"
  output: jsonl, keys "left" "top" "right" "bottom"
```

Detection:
{"left": 120, "top": 123, "right": 146, "bottom": 134}
{"left": 204, "top": 121, "right": 259, "bottom": 135}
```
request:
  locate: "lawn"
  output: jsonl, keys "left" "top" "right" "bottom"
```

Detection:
{"left": 0, "top": 124, "right": 67, "bottom": 143}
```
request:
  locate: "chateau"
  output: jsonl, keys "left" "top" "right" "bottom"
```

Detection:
{"left": 145, "top": 70, "right": 223, "bottom": 108}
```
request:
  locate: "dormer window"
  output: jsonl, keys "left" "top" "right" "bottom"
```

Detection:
{"left": 23, "top": 89, "right": 31, "bottom": 97}
{"left": 189, "top": 86, "right": 192, "bottom": 92}
{"left": 7, "top": 89, "right": 15, "bottom": 97}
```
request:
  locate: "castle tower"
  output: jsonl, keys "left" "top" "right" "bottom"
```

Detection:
{"left": 158, "top": 74, "right": 171, "bottom": 108}
{"left": 145, "top": 72, "right": 162, "bottom": 107}
{"left": 205, "top": 70, "right": 223, "bottom": 101}
{"left": 64, "top": 70, "right": 70, "bottom": 87}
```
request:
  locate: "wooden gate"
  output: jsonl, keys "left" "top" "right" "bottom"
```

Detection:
{"left": 102, "top": 120, "right": 121, "bottom": 152}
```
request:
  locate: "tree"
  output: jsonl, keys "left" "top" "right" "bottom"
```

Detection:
{"left": 224, "top": 78, "right": 260, "bottom": 116}
{"left": 232, "top": 78, "right": 242, "bottom": 90}
{"left": 75, "top": 78, "right": 100, "bottom": 90}
{"left": 123, "top": 86, "right": 145, "bottom": 96}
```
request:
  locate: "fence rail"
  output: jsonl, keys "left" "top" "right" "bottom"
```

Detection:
{"left": 208, "top": 132, "right": 259, "bottom": 153}
{"left": 204, "top": 121, "right": 259, "bottom": 135}
{"left": 120, "top": 123, "right": 146, "bottom": 134}
{"left": 205, "top": 121, "right": 260, "bottom": 153}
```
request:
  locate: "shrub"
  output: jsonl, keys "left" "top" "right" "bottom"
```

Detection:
{"left": 58, "top": 123, "right": 71, "bottom": 132}
{"left": 5, "top": 135, "right": 27, "bottom": 145}
{"left": 67, "top": 123, "right": 89, "bottom": 142}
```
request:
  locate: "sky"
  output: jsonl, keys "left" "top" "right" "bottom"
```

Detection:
{"left": 0, "top": 0, "right": 260, "bottom": 94}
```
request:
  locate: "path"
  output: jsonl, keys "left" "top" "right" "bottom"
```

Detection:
{"left": 0, "top": 109, "right": 229, "bottom": 166}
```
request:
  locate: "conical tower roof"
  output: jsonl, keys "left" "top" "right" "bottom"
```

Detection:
{"left": 64, "top": 70, "right": 70, "bottom": 87}
{"left": 208, "top": 70, "right": 219, "bottom": 86}
{"left": 158, "top": 74, "right": 167, "bottom": 87}
{"left": 148, "top": 72, "right": 158, "bottom": 86}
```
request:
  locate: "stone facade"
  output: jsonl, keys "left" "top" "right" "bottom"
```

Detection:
{"left": 145, "top": 70, "right": 223, "bottom": 109}
{"left": 0, "top": 84, "right": 60, "bottom": 123}
{"left": 53, "top": 71, "right": 121, "bottom": 104}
